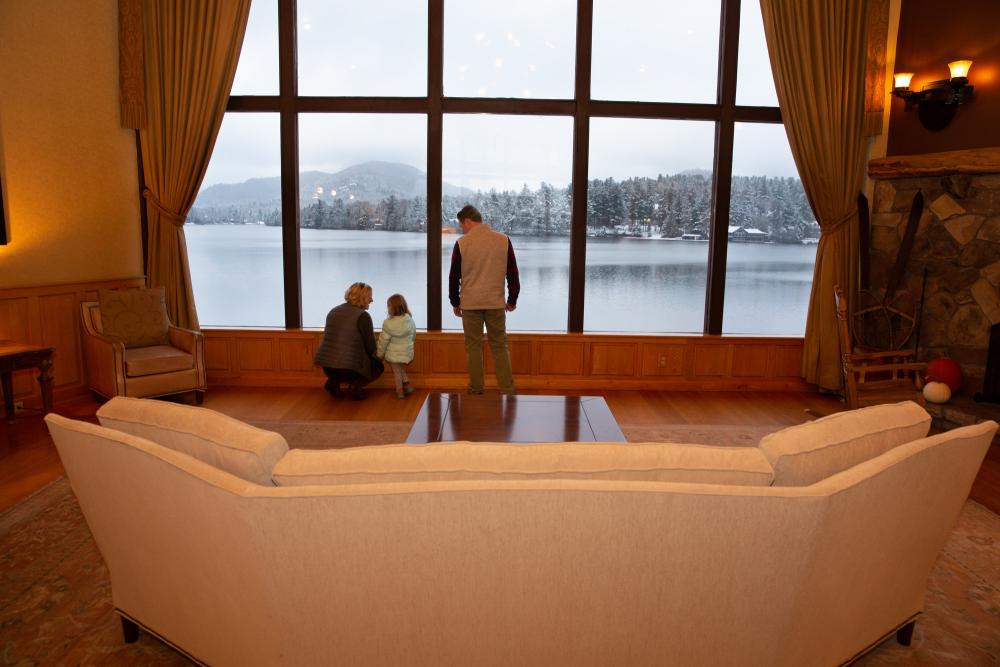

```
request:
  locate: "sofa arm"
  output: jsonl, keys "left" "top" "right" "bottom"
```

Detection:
{"left": 169, "top": 326, "right": 206, "bottom": 391}
{"left": 168, "top": 326, "right": 202, "bottom": 354}
{"left": 81, "top": 329, "right": 126, "bottom": 398}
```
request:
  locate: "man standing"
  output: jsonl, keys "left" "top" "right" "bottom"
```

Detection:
{"left": 449, "top": 204, "right": 519, "bottom": 395}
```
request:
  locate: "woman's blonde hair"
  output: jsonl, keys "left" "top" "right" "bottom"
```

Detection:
{"left": 344, "top": 282, "right": 373, "bottom": 307}
{"left": 387, "top": 293, "right": 410, "bottom": 317}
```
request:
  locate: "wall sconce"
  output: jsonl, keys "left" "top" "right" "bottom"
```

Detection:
{"left": 892, "top": 60, "right": 974, "bottom": 131}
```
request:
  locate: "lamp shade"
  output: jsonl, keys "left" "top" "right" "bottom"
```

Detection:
{"left": 893, "top": 72, "right": 914, "bottom": 89}
{"left": 948, "top": 60, "right": 972, "bottom": 79}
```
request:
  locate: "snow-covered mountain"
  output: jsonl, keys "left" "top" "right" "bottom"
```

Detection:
{"left": 194, "top": 161, "right": 474, "bottom": 207}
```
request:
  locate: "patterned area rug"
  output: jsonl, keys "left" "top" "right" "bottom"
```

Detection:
{"left": 2, "top": 422, "right": 998, "bottom": 665}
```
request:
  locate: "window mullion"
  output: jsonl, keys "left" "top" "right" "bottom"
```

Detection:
{"left": 278, "top": 0, "right": 302, "bottom": 328}
{"left": 705, "top": 0, "right": 741, "bottom": 335}
{"left": 568, "top": 0, "right": 594, "bottom": 333}
{"left": 427, "top": 0, "right": 444, "bottom": 330}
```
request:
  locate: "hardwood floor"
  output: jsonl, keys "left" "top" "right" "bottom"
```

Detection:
{"left": 2, "top": 387, "right": 998, "bottom": 514}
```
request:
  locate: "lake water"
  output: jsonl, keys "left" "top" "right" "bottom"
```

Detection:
{"left": 186, "top": 225, "right": 816, "bottom": 334}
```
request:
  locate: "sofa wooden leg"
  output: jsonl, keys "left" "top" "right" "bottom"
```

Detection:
{"left": 194, "top": 390, "right": 204, "bottom": 405}
{"left": 121, "top": 615, "right": 139, "bottom": 644}
{"left": 896, "top": 620, "right": 916, "bottom": 646}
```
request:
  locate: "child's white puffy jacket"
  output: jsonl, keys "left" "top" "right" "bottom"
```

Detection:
{"left": 377, "top": 314, "right": 416, "bottom": 363}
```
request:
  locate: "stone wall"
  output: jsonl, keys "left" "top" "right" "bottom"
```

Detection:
{"left": 869, "top": 152, "right": 1000, "bottom": 395}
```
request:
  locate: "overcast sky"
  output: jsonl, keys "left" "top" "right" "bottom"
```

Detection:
{"left": 203, "top": 0, "right": 798, "bottom": 191}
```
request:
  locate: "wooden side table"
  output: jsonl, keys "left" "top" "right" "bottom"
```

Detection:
{"left": 0, "top": 340, "right": 54, "bottom": 424}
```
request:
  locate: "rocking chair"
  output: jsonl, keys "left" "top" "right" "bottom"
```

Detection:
{"left": 834, "top": 285, "right": 926, "bottom": 409}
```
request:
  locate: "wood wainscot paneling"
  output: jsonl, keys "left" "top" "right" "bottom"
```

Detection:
{"left": 429, "top": 339, "right": 468, "bottom": 375}
{"left": 641, "top": 343, "right": 686, "bottom": 376}
{"left": 589, "top": 342, "right": 637, "bottom": 376}
{"left": 536, "top": 339, "right": 584, "bottom": 376}
{"left": 772, "top": 345, "right": 804, "bottom": 378}
{"left": 0, "top": 277, "right": 145, "bottom": 408}
{"left": 203, "top": 329, "right": 812, "bottom": 392}
{"left": 732, "top": 345, "right": 770, "bottom": 378}
{"left": 693, "top": 342, "right": 731, "bottom": 378}
{"left": 204, "top": 337, "right": 232, "bottom": 371}
{"left": 486, "top": 339, "right": 533, "bottom": 376}
{"left": 278, "top": 337, "right": 316, "bottom": 373}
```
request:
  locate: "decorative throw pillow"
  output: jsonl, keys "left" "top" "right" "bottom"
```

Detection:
{"left": 98, "top": 287, "right": 170, "bottom": 348}
{"left": 97, "top": 397, "right": 289, "bottom": 486}
{"left": 759, "top": 401, "right": 931, "bottom": 486}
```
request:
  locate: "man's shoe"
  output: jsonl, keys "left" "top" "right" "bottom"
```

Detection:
{"left": 324, "top": 379, "right": 344, "bottom": 398}
{"left": 349, "top": 383, "right": 366, "bottom": 400}
{"left": 466, "top": 389, "right": 484, "bottom": 395}
{"left": 402, "top": 385, "right": 415, "bottom": 396}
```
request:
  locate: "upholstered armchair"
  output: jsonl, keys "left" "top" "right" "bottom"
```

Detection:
{"left": 80, "top": 294, "right": 206, "bottom": 403}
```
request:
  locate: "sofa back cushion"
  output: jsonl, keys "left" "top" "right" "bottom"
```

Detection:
{"left": 97, "top": 397, "right": 288, "bottom": 486}
{"left": 759, "top": 401, "right": 931, "bottom": 487}
{"left": 272, "top": 441, "right": 775, "bottom": 487}
{"left": 98, "top": 287, "right": 171, "bottom": 348}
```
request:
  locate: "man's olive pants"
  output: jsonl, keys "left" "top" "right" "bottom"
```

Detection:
{"left": 461, "top": 308, "right": 515, "bottom": 394}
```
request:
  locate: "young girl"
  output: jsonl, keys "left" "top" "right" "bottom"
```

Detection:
{"left": 376, "top": 294, "right": 417, "bottom": 399}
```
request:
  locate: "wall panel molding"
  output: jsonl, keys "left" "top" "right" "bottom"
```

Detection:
{"left": 203, "top": 329, "right": 811, "bottom": 392}
{"left": 0, "top": 276, "right": 145, "bottom": 407}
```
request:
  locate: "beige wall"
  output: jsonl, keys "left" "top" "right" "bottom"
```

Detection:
{"left": 0, "top": 0, "right": 142, "bottom": 289}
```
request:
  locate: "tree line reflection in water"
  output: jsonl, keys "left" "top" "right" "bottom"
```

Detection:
{"left": 187, "top": 226, "right": 815, "bottom": 334}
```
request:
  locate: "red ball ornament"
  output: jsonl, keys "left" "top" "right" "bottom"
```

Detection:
{"left": 925, "top": 358, "right": 962, "bottom": 393}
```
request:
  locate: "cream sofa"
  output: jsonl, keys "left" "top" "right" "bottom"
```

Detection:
{"left": 45, "top": 399, "right": 996, "bottom": 667}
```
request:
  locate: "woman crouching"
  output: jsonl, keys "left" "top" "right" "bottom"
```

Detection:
{"left": 314, "top": 282, "right": 384, "bottom": 400}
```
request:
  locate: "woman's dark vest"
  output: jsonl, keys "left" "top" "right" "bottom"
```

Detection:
{"left": 313, "top": 303, "right": 372, "bottom": 378}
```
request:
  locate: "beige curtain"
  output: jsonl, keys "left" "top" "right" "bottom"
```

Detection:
{"left": 759, "top": 0, "right": 869, "bottom": 391}
{"left": 139, "top": 0, "right": 250, "bottom": 329}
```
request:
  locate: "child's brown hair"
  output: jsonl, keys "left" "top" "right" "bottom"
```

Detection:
{"left": 387, "top": 293, "right": 410, "bottom": 317}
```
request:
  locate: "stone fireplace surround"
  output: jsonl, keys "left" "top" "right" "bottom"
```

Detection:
{"left": 868, "top": 147, "right": 1000, "bottom": 429}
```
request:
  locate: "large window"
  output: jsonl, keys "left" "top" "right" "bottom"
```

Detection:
{"left": 442, "top": 114, "right": 573, "bottom": 331}
{"left": 444, "top": 0, "right": 576, "bottom": 99}
{"left": 298, "top": 114, "right": 427, "bottom": 328}
{"left": 188, "top": 0, "right": 812, "bottom": 335}
{"left": 188, "top": 113, "right": 283, "bottom": 327}
{"left": 592, "top": 0, "right": 720, "bottom": 104}
{"left": 585, "top": 118, "right": 715, "bottom": 333}
{"left": 723, "top": 123, "right": 815, "bottom": 335}
{"left": 298, "top": 0, "right": 427, "bottom": 96}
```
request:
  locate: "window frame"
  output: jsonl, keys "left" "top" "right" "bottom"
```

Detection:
{"left": 223, "top": 0, "right": 782, "bottom": 332}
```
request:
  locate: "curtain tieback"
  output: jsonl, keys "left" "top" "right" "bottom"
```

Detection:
{"left": 142, "top": 189, "right": 186, "bottom": 226}
{"left": 820, "top": 208, "right": 857, "bottom": 236}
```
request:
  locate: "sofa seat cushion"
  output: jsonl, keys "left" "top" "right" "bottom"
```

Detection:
{"left": 97, "top": 397, "right": 288, "bottom": 486}
{"left": 123, "top": 345, "right": 194, "bottom": 377}
{"left": 272, "top": 441, "right": 775, "bottom": 487}
{"left": 759, "top": 401, "right": 931, "bottom": 487}
{"left": 98, "top": 287, "right": 170, "bottom": 348}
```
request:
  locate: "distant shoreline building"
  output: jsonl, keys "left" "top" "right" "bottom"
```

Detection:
{"left": 727, "top": 225, "right": 770, "bottom": 243}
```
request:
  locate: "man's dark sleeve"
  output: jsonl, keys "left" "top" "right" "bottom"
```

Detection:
{"left": 357, "top": 312, "right": 376, "bottom": 356}
{"left": 448, "top": 242, "right": 462, "bottom": 307}
{"left": 506, "top": 240, "right": 520, "bottom": 306}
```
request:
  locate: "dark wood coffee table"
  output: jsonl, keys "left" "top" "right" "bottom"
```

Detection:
{"left": 406, "top": 393, "right": 626, "bottom": 444}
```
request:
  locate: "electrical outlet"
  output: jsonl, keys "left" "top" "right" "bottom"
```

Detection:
{"left": 657, "top": 355, "right": 668, "bottom": 368}
{"left": 13, "top": 400, "right": 25, "bottom": 412}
